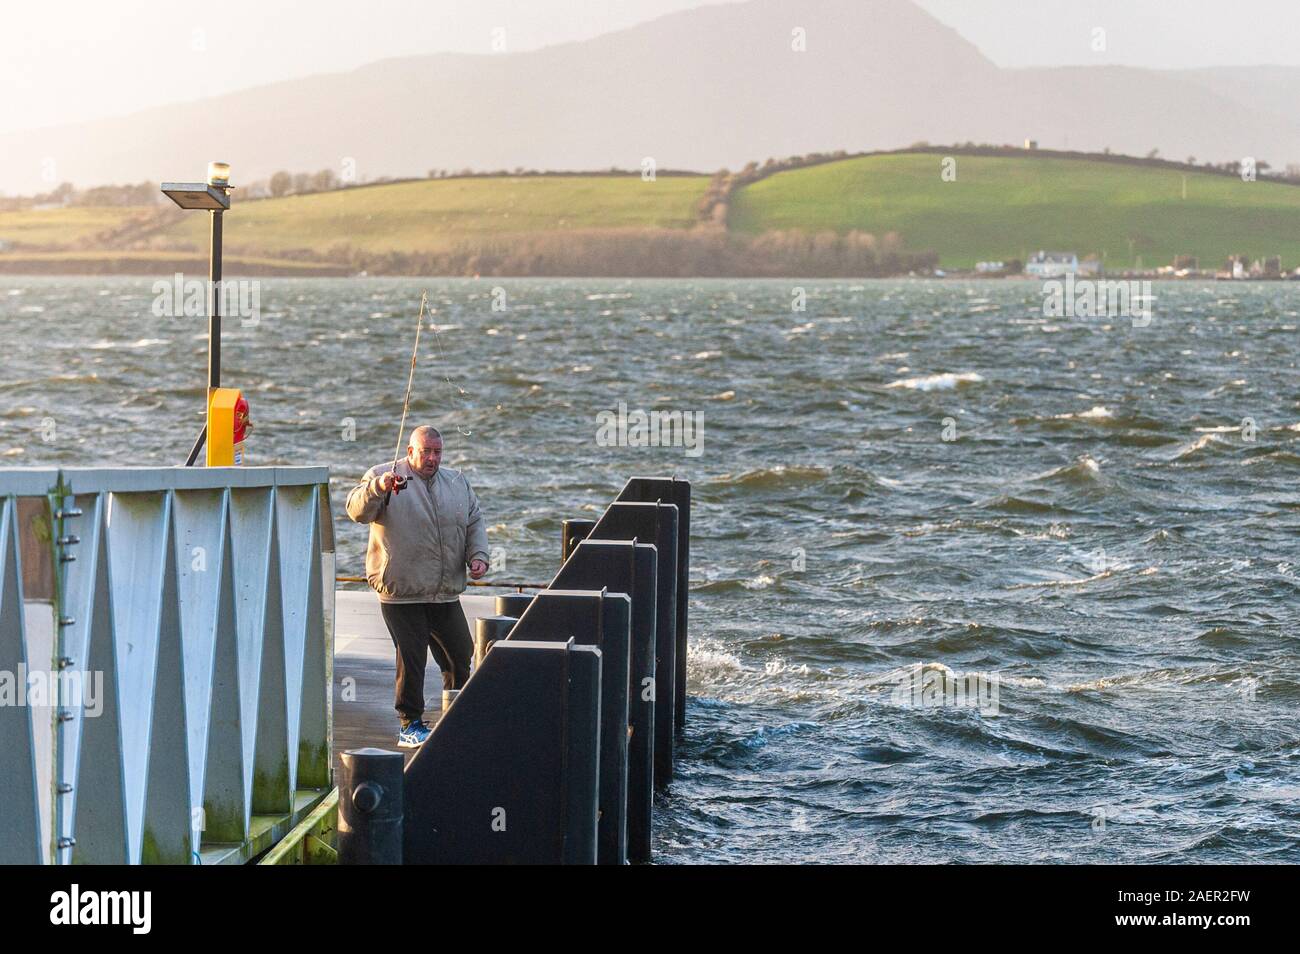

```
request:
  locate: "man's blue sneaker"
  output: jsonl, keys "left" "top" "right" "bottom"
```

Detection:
{"left": 397, "top": 720, "right": 431, "bottom": 748}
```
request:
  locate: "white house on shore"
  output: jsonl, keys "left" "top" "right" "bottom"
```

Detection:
{"left": 1025, "top": 250, "right": 1078, "bottom": 277}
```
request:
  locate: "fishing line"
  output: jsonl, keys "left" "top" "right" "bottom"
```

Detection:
{"left": 427, "top": 306, "right": 472, "bottom": 437}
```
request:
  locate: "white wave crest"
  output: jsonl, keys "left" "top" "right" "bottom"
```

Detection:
{"left": 1055, "top": 405, "right": 1113, "bottom": 420}
{"left": 885, "top": 371, "right": 984, "bottom": 391}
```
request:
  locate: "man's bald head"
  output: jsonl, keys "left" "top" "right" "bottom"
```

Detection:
{"left": 407, "top": 425, "right": 444, "bottom": 477}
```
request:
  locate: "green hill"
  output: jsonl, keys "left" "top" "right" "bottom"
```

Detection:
{"left": 7, "top": 153, "right": 1300, "bottom": 274}
{"left": 727, "top": 153, "right": 1300, "bottom": 269}
{"left": 162, "top": 175, "right": 709, "bottom": 255}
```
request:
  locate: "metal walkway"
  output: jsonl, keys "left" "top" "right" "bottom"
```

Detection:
{"left": 332, "top": 591, "right": 496, "bottom": 774}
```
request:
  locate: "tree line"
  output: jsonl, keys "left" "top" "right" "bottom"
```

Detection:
{"left": 7, "top": 143, "right": 1297, "bottom": 213}
{"left": 0, "top": 180, "right": 162, "bottom": 212}
{"left": 233, "top": 227, "right": 937, "bottom": 278}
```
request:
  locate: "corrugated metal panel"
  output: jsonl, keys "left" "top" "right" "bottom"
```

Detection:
{"left": 0, "top": 467, "right": 332, "bottom": 864}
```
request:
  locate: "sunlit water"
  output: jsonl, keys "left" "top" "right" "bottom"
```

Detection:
{"left": 3, "top": 276, "right": 1298, "bottom": 863}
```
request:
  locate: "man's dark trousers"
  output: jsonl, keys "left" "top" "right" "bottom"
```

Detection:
{"left": 379, "top": 601, "right": 474, "bottom": 727}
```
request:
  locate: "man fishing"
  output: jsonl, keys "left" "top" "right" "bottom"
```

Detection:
{"left": 346, "top": 425, "right": 490, "bottom": 747}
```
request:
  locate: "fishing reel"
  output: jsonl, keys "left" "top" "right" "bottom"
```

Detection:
{"left": 380, "top": 471, "right": 408, "bottom": 497}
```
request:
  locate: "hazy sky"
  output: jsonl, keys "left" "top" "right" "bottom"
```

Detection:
{"left": 3, "top": 0, "right": 1299, "bottom": 135}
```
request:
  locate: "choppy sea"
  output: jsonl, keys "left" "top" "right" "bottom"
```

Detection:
{"left": 2, "top": 276, "right": 1297, "bottom": 862}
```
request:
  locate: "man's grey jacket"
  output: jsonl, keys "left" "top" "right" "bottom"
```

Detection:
{"left": 345, "top": 460, "right": 490, "bottom": 604}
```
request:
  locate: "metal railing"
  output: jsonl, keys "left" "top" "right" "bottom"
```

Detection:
{"left": 0, "top": 466, "right": 334, "bottom": 865}
{"left": 335, "top": 574, "right": 547, "bottom": 591}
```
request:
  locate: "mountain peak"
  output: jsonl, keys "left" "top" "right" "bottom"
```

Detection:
{"left": 0, "top": 0, "right": 1296, "bottom": 193}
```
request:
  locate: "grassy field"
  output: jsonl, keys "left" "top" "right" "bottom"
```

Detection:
{"left": 161, "top": 175, "right": 710, "bottom": 255}
{"left": 0, "top": 206, "right": 154, "bottom": 248}
{"left": 8, "top": 154, "right": 1300, "bottom": 272}
{"left": 727, "top": 153, "right": 1300, "bottom": 269}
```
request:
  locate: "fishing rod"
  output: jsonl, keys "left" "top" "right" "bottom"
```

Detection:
{"left": 384, "top": 291, "right": 472, "bottom": 497}
{"left": 386, "top": 291, "right": 428, "bottom": 493}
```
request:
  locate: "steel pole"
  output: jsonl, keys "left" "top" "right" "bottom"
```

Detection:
{"left": 209, "top": 209, "right": 223, "bottom": 389}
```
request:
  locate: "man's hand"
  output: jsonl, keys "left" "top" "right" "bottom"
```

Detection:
{"left": 469, "top": 558, "right": 488, "bottom": 580}
{"left": 376, "top": 472, "right": 406, "bottom": 495}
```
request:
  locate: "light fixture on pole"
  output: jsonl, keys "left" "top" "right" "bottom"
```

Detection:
{"left": 162, "top": 161, "right": 233, "bottom": 465}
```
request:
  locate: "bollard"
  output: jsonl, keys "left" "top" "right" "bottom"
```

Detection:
{"left": 562, "top": 519, "right": 596, "bottom": 561}
{"left": 495, "top": 593, "right": 534, "bottom": 619}
{"left": 474, "top": 615, "right": 517, "bottom": 669}
{"left": 338, "top": 748, "right": 404, "bottom": 865}
{"left": 442, "top": 689, "right": 459, "bottom": 711}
